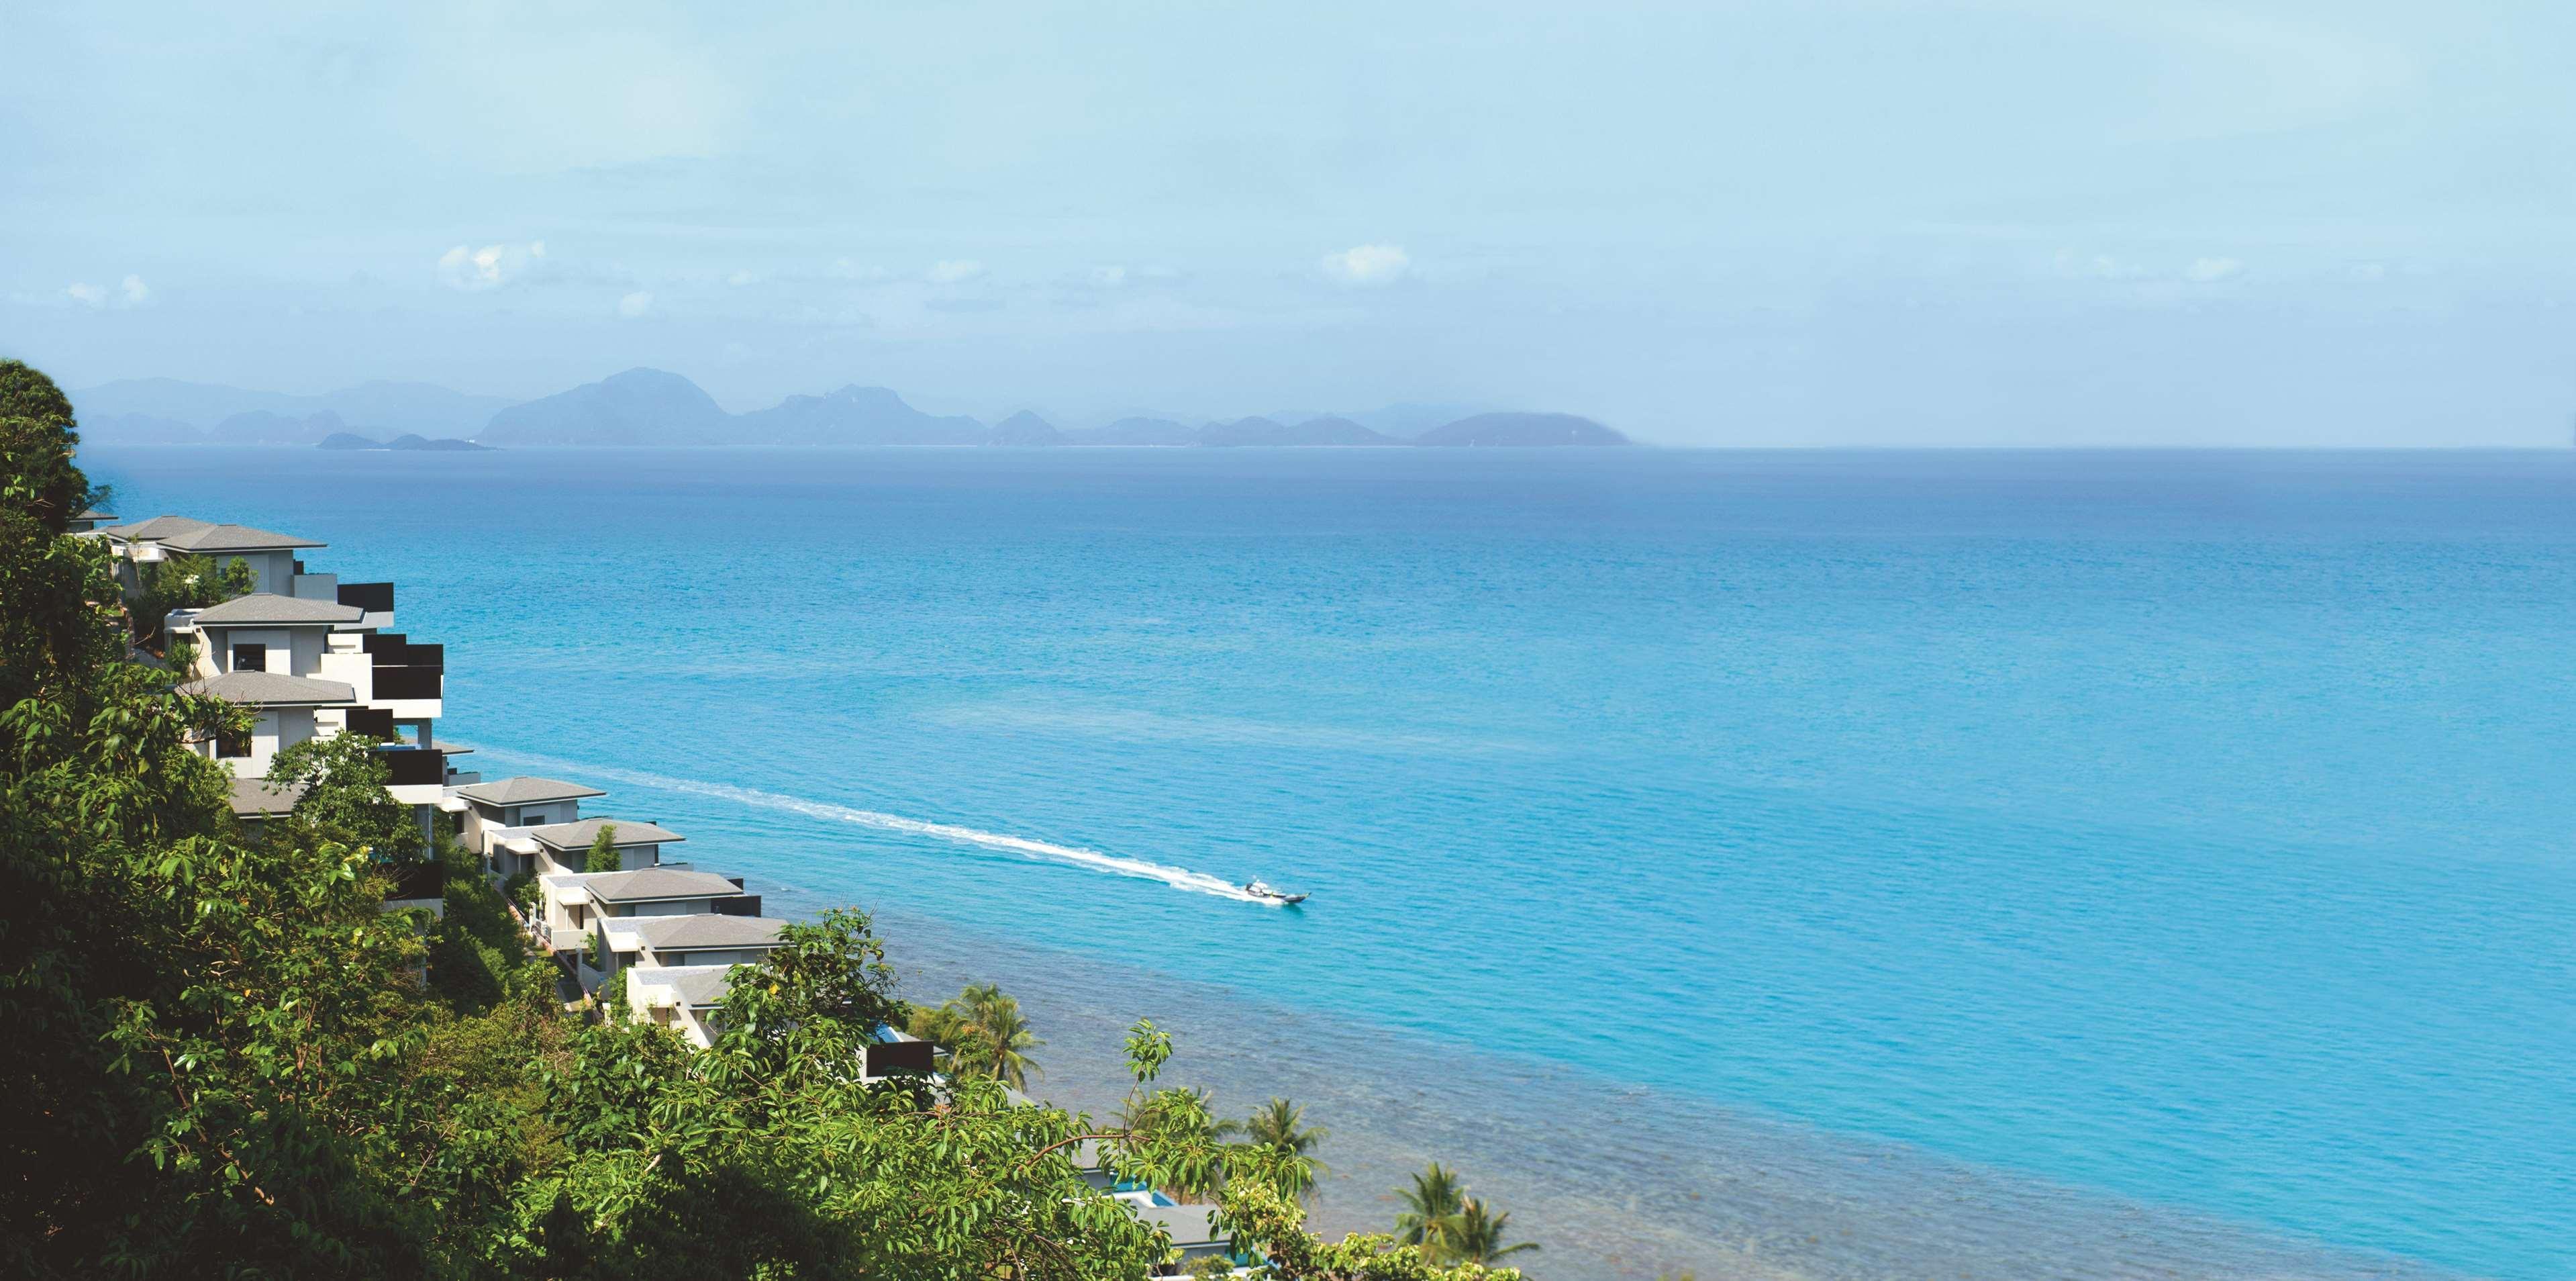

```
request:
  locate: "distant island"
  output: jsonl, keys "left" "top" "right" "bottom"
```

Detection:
{"left": 319, "top": 432, "right": 493, "bottom": 452}
{"left": 71, "top": 368, "right": 1635, "bottom": 448}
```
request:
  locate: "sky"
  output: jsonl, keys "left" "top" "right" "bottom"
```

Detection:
{"left": 4, "top": 0, "right": 2574, "bottom": 445}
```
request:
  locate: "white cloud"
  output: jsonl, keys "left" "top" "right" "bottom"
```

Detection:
{"left": 2052, "top": 250, "right": 2146, "bottom": 281}
{"left": 830, "top": 258, "right": 890, "bottom": 283}
{"left": 727, "top": 269, "right": 758, "bottom": 286}
{"left": 617, "top": 290, "right": 654, "bottom": 318}
{"left": 1090, "top": 265, "right": 1127, "bottom": 287}
{"left": 2348, "top": 262, "right": 2387, "bottom": 283}
{"left": 926, "top": 259, "right": 987, "bottom": 284}
{"left": 62, "top": 275, "right": 152, "bottom": 310}
{"left": 437, "top": 241, "right": 544, "bottom": 291}
{"left": 2184, "top": 256, "right": 2245, "bottom": 283}
{"left": 1320, "top": 244, "right": 1410, "bottom": 285}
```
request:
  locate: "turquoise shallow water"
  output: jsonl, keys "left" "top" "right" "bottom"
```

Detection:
{"left": 83, "top": 446, "right": 2576, "bottom": 1278}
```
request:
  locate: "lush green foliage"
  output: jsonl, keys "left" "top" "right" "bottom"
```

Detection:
{"left": 1222, "top": 1096, "right": 1330, "bottom": 1203}
{"left": 1395, "top": 1162, "right": 1467, "bottom": 1247}
{"left": 0, "top": 359, "right": 1526, "bottom": 1280}
{"left": 268, "top": 727, "right": 422, "bottom": 861}
{"left": 130, "top": 553, "right": 254, "bottom": 647}
{"left": 907, "top": 979, "right": 1046, "bottom": 1090}
{"left": 583, "top": 820, "right": 620, "bottom": 873}
{"left": 1389, "top": 1164, "right": 1534, "bottom": 1266}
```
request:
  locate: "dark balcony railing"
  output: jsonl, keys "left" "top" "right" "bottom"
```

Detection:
{"left": 376, "top": 747, "right": 446, "bottom": 786}
{"left": 362, "top": 632, "right": 443, "bottom": 670}
{"left": 711, "top": 894, "right": 764, "bottom": 917}
{"left": 864, "top": 1039, "right": 936, "bottom": 1077}
{"left": 374, "top": 667, "right": 443, "bottom": 700}
{"left": 383, "top": 861, "right": 446, "bottom": 902}
{"left": 345, "top": 706, "right": 395, "bottom": 740}
{"left": 338, "top": 581, "right": 395, "bottom": 613}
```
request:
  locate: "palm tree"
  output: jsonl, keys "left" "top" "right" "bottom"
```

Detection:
{"left": 1393, "top": 1161, "right": 1465, "bottom": 1250}
{"left": 1440, "top": 1197, "right": 1538, "bottom": 1265}
{"left": 959, "top": 983, "right": 1044, "bottom": 1092}
{"left": 1220, "top": 1097, "right": 1330, "bottom": 1203}
{"left": 905, "top": 983, "right": 1044, "bottom": 1091}
{"left": 1231, "top": 1097, "right": 1328, "bottom": 1157}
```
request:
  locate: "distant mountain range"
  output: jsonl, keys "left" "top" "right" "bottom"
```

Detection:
{"left": 74, "top": 378, "right": 511, "bottom": 440}
{"left": 70, "top": 369, "right": 1632, "bottom": 448}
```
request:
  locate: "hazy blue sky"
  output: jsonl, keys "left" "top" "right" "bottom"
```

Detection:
{"left": 5, "top": 0, "right": 2573, "bottom": 444}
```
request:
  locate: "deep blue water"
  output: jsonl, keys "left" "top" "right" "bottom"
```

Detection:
{"left": 83, "top": 446, "right": 2576, "bottom": 1279}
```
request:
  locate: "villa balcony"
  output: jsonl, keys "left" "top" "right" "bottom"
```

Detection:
{"left": 345, "top": 706, "right": 396, "bottom": 740}
{"left": 383, "top": 860, "right": 446, "bottom": 906}
{"left": 373, "top": 666, "right": 443, "bottom": 700}
{"left": 377, "top": 747, "right": 448, "bottom": 786}
{"left": 336, "top": 581, "right": 394, "bottom": 613}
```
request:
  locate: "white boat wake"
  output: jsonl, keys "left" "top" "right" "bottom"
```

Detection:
{"left": 478, "top": 749, "right": 1270, "bottom": 903}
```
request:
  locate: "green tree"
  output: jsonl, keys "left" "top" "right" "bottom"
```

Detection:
{"left": 907, "top": 980, "right": 1045, "bottom": 1091}
{"left": 266, "top": 729, "right": 422, "bottom": 861}
{"left": 130, "top": 553, "right": 254, "bottom": 648}
{"left": 1222, "top": 1096, "right": 1330, "bottom": 1202}
{"left": 1221, "top": 1179, "right": 1527, "bottom": 1281}
{"left": 1394, "top": 1161, "right": 1467, "bottom": 1251}
{"left": 583, "top": 820, "right": 621, "bottom": 873}
{"left": 1438, "top": 1198, "right": 1538, "bottom": 1266}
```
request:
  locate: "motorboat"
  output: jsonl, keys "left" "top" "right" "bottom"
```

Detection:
{"left": 1242, "top": 880, "right": 1308, "bottom": 905}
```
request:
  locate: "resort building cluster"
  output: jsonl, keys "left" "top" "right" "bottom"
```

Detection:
{"left": 85, "top": 508, "right": 800, "bottom": 1041}
{"left": 81, "top": 508, "right": 1226, "bottom": 1269}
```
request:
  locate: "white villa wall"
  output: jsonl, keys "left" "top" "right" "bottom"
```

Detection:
{"left": 627, "top": 975, "right": 725, "bottom": 1049}
{"left": 219, "top": 706, "right": 318, "bottom": 779}
{"left": 197, "top": 625, "right": 324, "bottom": 677}
{"left": 174, "top": 549, "right": 298, "bottom": 595}
{"left": 318, "top": 643, "right": 372, "bottom": 702}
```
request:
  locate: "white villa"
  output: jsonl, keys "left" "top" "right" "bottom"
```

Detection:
{"left": 445, "top": 775, "right": 607, "bottom": 863}
{"left": 105, "top": 514, "right": 462, "bottom": 843}
{"left": 102, "top": 514, "right": 326, "bottom": 596}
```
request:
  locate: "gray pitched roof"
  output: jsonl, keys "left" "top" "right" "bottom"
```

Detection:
{"left": 102, "top": 515, "right": 213, "bottom": 540}
{"left": 228, "top": 775, "right": 307, "bottom": 817}
{"left": 630, "top": 914, "right": 785, "bottom": 951}
{"left": 187, "top": 593, "right": 364, "bottom": 626}
{"left": 179, "top": 669, "right": 356, "bottom": 706}
{"left": 453, "top": 775, "right": 606, "bottom": 806}
{"left": 577, "top": 867, "right": 739, "bottom": 904}
{"left": 74, "top": 508, "right": 117, "bottom": 522}
{"left": 158, "top": 522, "right": 324, "bottom": 552}
{"left": 527, "top": 817, "right": 684, "bottom": 851}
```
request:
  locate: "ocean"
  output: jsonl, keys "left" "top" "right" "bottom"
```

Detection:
{"left": 81, "top": 444, "right": 2576, "bottom": 1280}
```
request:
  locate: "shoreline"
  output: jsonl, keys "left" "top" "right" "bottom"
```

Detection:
{"left": 799, "top": 888, "right": 2437, "bottom": 1281}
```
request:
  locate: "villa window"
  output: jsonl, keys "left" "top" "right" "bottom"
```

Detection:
{"left": 215, "top": 728, "right": 251, "bottom": 758}
{"left": 231, "top": 643, "right": 266, "bottom": 672}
